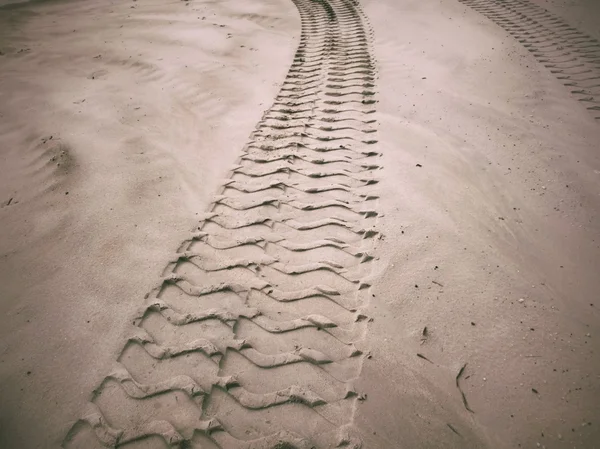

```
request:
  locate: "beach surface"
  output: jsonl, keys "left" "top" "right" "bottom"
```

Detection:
{"left": 0, "top": 0, "right": 599, "bottom": 448}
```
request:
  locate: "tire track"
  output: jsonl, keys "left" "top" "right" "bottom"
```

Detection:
{"left": 63, "top": 0, "right": 379, "bottom": 448}
{"left": 459, "top": 0, "right": 600, "bottom": 120}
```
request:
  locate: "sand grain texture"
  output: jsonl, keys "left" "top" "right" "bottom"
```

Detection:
{"left": 1, "top": 0, "right": 600, "bottom": 448}
{"left": 0, "top": 0, "right": 299, "bottom": 447}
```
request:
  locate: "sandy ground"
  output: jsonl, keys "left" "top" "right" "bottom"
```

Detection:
{"left": 534, "top": 0, "right": 600, "bottom": 38}
{"left": 357, "top": 1, "right": 600, "bottom": 447}
{"left": 1, "top": 0, "right": 599, "bottom": 448}
{"left": 0, "top": 0, "right": 299, "bottom": 446}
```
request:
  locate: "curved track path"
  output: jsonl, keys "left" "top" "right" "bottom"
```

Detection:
{"left": 63, "top": 0, "right": 380, "bottom": 448}
{"left": 460, "top": 0, "right": 600, "bottom": 120}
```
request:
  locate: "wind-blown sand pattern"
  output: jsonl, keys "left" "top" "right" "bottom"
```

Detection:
{"left": 459, "top": 0, "right": 600, "bottom": 119}
{"left": 62, "top": 0, "right": 379, "bottom": 447}
{"left": 3, "top": 0, "right": 600, "bottom": 447}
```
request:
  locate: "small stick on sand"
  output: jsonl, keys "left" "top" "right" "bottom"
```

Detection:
{"left": 447, "top": 423, "right": 462, "bottom": 437}
{"left": 417, "top": 353, "right": 433, "bottom": 363}
{"left": 456, "top": 363, "right": 474, "bottom": 413}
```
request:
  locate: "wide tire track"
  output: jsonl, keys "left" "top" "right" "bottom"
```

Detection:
{"left": 459, "top": 0, "right": 600, "bottom": 120}
{"left": 63, "top": 1, "right": 379, "bottom": 448}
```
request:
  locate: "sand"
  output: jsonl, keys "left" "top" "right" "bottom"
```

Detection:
{"left": 0, "top": 0, "right": 599, "bottom": 448}
{"left": 0, "top": 0, "right": 299, "bottom": 446}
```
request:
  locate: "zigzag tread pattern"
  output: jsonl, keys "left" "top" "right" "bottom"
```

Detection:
{"left": 459, "top": 0, "right": 600, "bottom": 120}
{"left": 63, "top": 0, "right": 379, "bottom": 448}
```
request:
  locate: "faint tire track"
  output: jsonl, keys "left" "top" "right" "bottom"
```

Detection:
{"left": 459, "top": 0, "right": 600, "bottom": 120}
{"left": 63, "top": 0, "right": 379, "bottom": 448}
